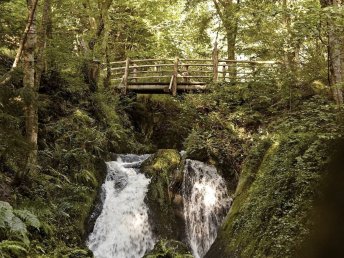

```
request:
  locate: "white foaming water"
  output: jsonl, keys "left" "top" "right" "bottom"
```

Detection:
{"left": 87, "top": 154, "right": 155, "bottom": 258}
{"left": 183, "top": 160, "right": 232, "bottom": 258}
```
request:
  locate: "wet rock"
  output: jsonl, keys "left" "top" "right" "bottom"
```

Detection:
{"left": 141, "top": 149, "right": 186, "bottom": 241}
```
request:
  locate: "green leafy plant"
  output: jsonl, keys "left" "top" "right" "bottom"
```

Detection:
{"left": 0, "top": 201, "right": 41, "bottom": 257}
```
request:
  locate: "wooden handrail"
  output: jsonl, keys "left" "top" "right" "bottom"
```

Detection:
{"left": 128, "top": 76, "right": 171, "bottom": 79}
{"left": 109, "top": 67, "right": 126, "bottom": 71}
{"left": 131, "top": 58, "right": 174, "bottom": 62}
{"left": 180, "top": 59, "right": 213, "bottom": 62}
{"left": 108, "top": 61, "right": 126, "bottom": 64}
{"left": 219, "top": 60, "right": 281, "bottom": 64}
{"left": 129, "top": 70, "right": 174, "bottom": 74}
{"left": 180, "top": 64, "right": 213, "bottom": 67}
{"left": 180, "top": 76, "right": 212, "bottom": 78}
{"left": 129, "top": 64, "right": 174, "bottom": 69}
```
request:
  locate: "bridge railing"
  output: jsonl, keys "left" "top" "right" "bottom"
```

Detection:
{"left": 102, "top": 58, "right": 281, "bottom": 95}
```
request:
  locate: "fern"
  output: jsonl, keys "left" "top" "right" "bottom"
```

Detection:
{"left": 0, "top": 240, "right": 28, "bottom": 258}
{"left": 0, "top": 201, "right": 41, "bottom": 247}
{"left": 0, "top": 202, "right": 14, "bottom": 229}
{"left": 74, "top": 169, "right": 98, "bottom": 187}
{"left": 14, "top": 210, "right": 41, "bottom": 230}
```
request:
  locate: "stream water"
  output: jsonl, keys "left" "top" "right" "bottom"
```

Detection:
{"left": 87, "top": 154, "right": 155, "bottom": 258}
{"left": 87, "top": 154, "right": 231, "bottom": 258}
{"left": 183, "top": 160, "right": 232, "bottom": 258}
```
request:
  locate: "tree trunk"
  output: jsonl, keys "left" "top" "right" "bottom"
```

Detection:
{"left": 226, "top": 29, "right": 237, "bottom": 82}
{"left": 88, "top": 0, "right": 113, "bottom": 52}
{"left": 82, "top": 0, "right": 113, "bottom": 90}
{"left": 23, "top": 0, "right": 38, "bottom": 175}
{"left": 282, "top": 0, "right": 300, "bottom": 82}
{"left": 35, "top": 0, "right": 52, "bottom": 88}
{"left": 321, "top": 0, "right": 343, "bottom": 105}
{"left": 0, "top": 0, "right": 39, "bottom": 86}
{"left": 213, "top": 0, "right": 239, "bottom": 82}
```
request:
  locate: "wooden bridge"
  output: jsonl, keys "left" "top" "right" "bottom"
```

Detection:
{"left": 101, "top": 55, "right": 280, "bottom": 95}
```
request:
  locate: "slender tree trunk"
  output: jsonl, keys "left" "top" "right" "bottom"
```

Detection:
{"left": 282, "top": 0, "right": 300, "bottom": 82}
{"left": 226, "top": 29, "right": 237, "bottom": 82}
{"left": 213, "top": 0, "right": 239, "bottom": 82}
{"left": 0, "top": 0, "right": 39, "bottom": 86}
{"left": 226, "top": 32, "right": 236, "bottom": 61}
{"left": 321, "top": 0, "right": 343, "bottom": 105}
{"left": 328, "top": 24, "right": 343, "bottom": 104}
{"left": 35, "top": 0, "right": 52, "bottom": 88}
{"left": 23, "top": 0, "right": 38, "bottom": 175}
{"left": 82, "top": 0, "right": 113, "bottom": 91}
{"left": 101, "top": 2, "right": 111, "bottom": 88}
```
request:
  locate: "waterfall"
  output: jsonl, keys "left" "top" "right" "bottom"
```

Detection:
{"left": 87, "top": 154, "right": 155, "bottom": 258}
{"left": 183, "top": 159, "right": 232, "bottom": 258}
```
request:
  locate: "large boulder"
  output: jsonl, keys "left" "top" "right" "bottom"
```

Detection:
{"left": 141, "top": 149, "right": 185, "bottom": 241}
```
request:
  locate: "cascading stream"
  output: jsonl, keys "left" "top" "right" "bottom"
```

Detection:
{"left": 88, "top": 155, "right": 231, "bottom": 258}
{"left": 87, "top": 154, "right": 155, "bottom": 258}
{"left": 183, "top": 159, "right": 232, "bottom": 258}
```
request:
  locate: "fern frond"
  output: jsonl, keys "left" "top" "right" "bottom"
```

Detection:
{"left": 74, "top": 169, "right": 98, "bottom": 187}
{"left": 0, "top": 240, "right": 27, "bottom": 258}
{"left": 0, "top": 201, "right": 14, "bottom": 229}
{"left": 13, "top": 210, "right": 41, "bottom": 230}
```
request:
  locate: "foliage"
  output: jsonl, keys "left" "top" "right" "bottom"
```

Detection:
{"left": 208, "top": 133, "right": 334, "bottom": 258}
{"left": 202, "top": 85, "right": 342, "bottom": 257}
{"left": 144, "top": 240, "right": 193, "bottom": 258}
{"left": 0, "top": 240, "right": 27, "bottom": 258}
{"left": 0, "top": 201, "right": 40, "bottom": 257}
{"left": 0, "top": 0, "right": 343, "bottom": 256}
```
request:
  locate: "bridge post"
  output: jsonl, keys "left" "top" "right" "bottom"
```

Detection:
{"left": 252, "top": 63, "right": 257, "bottom": 81}
{"left": 123, "top": 57, "right": 130, "bottom": 94}
{"left": 222, "top": 63, "right": 226, "bottom": 81}
{"left": 212, "top": 44, "right": 219, "bottom": 82}
{"left": 173, "top": 57, "right": 179, "bottom": 96}
{"left": 133, "top": 63, "right": 138, "bottom": 83}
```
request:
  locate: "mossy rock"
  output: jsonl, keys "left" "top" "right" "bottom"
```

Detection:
{"left": 205, "top": 133, "right": 331, "bottom": 258}
{"left": 144, "top": 240, "right": 193, "bottom": 258}
{"left": 141, "top": 150, "right": 185, "bottom": 241}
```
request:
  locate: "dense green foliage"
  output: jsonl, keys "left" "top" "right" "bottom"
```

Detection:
{"left": 196, "top": 86, "right": 343, "bottom": 257}
{"left": 0, "top": 58, "right": 143, "bottom": 256}
{"left": 0, "top": 201, "right": 40, "bottom": 257}
{"left": 0, "top": 0, "right": 343, "bottom": 256}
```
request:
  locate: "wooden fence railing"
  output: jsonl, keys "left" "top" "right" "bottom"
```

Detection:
{"left": 101, "top": 57, "right": 280, "bottom": 95}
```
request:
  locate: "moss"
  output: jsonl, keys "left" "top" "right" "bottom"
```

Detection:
{"left": 126, "top": 95, "right": 195, "bottom": 150}
{"left": 206, "top": 133, "right": 332, "bottom": 258}
{"left": 144, "top": 240, "right": 193, "bottom": 258}
{"left": 141, "top": 150, "right": 185, "bottom": 241}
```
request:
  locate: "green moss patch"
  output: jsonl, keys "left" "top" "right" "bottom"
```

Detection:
{"left": 142, "top": 150, "right": 185, "bottom": 241}
{"left": 144, "top": 240, "right": 193, "bottom": 258}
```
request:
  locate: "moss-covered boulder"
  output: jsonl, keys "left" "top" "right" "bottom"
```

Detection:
{"left": 205, "top": 134, "right": 332, "bottom": 258}
{"left": 144, "top": 240, "right": 193, "bottom": 258}
{"left": 141, "top": 149, "right": 185, "bottom": 241}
